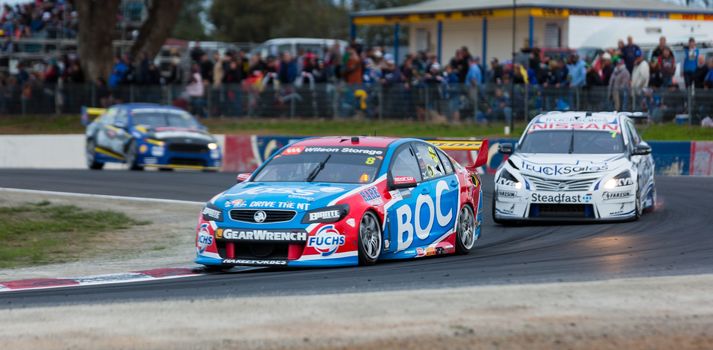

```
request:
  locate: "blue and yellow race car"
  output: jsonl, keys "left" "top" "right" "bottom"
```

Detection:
{"left": 84, "top": 103, "right": 222, "bottom": 171}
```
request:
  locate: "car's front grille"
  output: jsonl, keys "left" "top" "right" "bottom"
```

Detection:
{"left": 524, "top": 175, "right": 597, "bottom": 192}
{"left": 229, "top": 209, "right": 296, "bottom": 223}
{"left": 529, "top": 204, "right": 594, "bottom": 218}
{"left": 168, "top": 143, "right": 208, "bottom": 153}
{"left": 217, "top": 241, "right": 291, "bottom": 260}
{"left": 168, "top": 157, "right": 205, "bottom": 166}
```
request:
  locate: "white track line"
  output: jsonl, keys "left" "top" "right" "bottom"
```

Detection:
{"left": 0, "top": 187, "right": 204, "bottom": 205}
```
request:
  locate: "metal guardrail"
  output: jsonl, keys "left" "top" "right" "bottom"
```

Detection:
{"left": 0, "top": 82, "right": 710, "bottom": 125}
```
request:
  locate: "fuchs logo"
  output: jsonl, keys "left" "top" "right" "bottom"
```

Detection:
{"left": 308, "top": 225, "right": 345, "bottom": 256}
{"left": 197, "top": 223, "right": 213, "bottom": 254}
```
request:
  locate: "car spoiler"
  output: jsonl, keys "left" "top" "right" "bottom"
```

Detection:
{"left": 81, "top": 106, "right": 107, "bottom": 126}
{"left": 426, "top": 139, "right": 489, "bottom": 172}
{"left": 619, "top": 112, "right": 648, "bottom": 119}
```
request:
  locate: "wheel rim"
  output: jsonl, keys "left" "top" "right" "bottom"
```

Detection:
{"left": 86, "top": 141, "right": 95, "bottom": 165}
{"left": 360, "top": 213, "right": 381, "bottom": 260}
{"left": 459, "top": 206, "right": 476, "bottom": 250}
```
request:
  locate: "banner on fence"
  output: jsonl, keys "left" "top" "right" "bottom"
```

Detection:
{"left": 221, "top": 135, "right": 713, "bottom": 176}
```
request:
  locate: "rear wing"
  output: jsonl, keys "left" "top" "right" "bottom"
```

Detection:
{"left": 426, "top": 139, "right": 489, "bottom": 172}
{"left": 81, "top": 106, "right": 107, "bottom": 126}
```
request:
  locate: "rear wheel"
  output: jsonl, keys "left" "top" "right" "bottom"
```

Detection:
{"left": 86, "top": 139, "right": 104, "bottom": 170}
{"left": 125, "top": 140, "right": 144, "bottom": 171}
{"left": 358, "top": 211, "right": 382, "bottom": 265}
{"left": 456, "top": 205, "right": 477, "bottom": 254}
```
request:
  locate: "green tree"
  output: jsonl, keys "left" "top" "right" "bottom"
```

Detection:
{"left": 209, "top": 0, "right": 349, "bottom": 43}
{"left": 172, "top": 0, "right": 209, "bottom": 41}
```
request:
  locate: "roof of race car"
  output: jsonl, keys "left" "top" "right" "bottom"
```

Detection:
{"left": 115, "top": 103, "right": 186, "bottom": 113}
{"left": 528, "top": 111, "right": 621, "bottom": 133}
{"left": 292, "top": 136, "right": 402, "bottom": 148}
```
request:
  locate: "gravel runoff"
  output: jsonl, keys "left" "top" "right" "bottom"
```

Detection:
{"left": 0, "top": 190, "right": 201, "bottom": 281}
{"left": 1, "top": 273, "right": 712, "bottom": 350}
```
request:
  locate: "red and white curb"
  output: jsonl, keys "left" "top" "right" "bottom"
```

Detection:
{"left": 0, "top": 268, "right": 201, "bottom": 293}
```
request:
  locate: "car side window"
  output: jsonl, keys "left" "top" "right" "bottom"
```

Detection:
{"left": 413, "top": 143, "right": 447, "bottom": 180}
{"left": 436, "top": 149, "right": 454, "bottom": 175}
{"left": 390, "top": 145, "right": 422, "bottom": 182}
{"left": 626, "top": 120, "right": 641, "bottom": 145}
{"left": 114, "top": 109, "right": 128, "bottom": 128}
{"left": 102, "top": 107, "right": 117, "bottom": 125}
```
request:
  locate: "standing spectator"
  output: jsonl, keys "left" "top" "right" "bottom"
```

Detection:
{"left": 165, "top": 56, "right": 183, "bottom": 85}
{"left": 694, "top": 54, "right": 709, "bottom": 89}
{"left": 601, "top": 52, "right": 614, "bottom": 85}
{"left": 609, "top": 59, "right": 631, "bottom": 111}
{"left": 567, "top": 54, "right": 586, "bottom": 88}
{"left": 212, "top": 52, "right": 224, "bottom": 88}
{"left": 488, "top": 58, "right": 503, "bottom": 84}
{"left": 651, "top": 36, "right": 670, "bottom": 61}
{"left": 658, "top": 47, "right": 676, "bottom": 88}
{"left": 278, "top": 51, "right": 298, "bottom": 85}
{"left": 622, "top": 36, "right": 641, "bottom": 74}
{"left": 186, "top": 64, "right": 205, "bottom": 117}
{"left": 683, "top": 37, "right": 700, "bottom": 88}
{"left": 449, "top": 48, "right": 468, "bottom": 83}
{"left": 631, "top": 53, "right": 650, "bottom": 95}
{"left": 649, "top": 59, "right": 663, "bottom": 89}
{"left": 199, "top": 53, "right": 213, "bottom": 84}
{"left": 343, "top": 47, "right": 363, "bottom": 85}
{"left": 704, "top": 58, "right": 713, "bottom": 89}
{"left": 108, "top": 55, "right": 128, "bottom": 88}
{"left": 465, "top": 56, "right": 482, "bottom": 88}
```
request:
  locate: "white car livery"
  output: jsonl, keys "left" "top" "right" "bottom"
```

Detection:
{"left": 493, "top": 111, "right": 656, "bottom": 222}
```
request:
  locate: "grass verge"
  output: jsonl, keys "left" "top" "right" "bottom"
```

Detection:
{"left": 1, "top": 115, "right": 713, "bottom": 141}
{"left": 0, "top": 201, "right": 149, "bottom": 268}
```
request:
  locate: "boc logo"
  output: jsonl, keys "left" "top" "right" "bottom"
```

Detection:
{"left": 308, "top": 225, "right": 345, "bottom": 256}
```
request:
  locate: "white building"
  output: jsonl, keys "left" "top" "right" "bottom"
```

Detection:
{"left": 351, "top": 0, "right": 713, "bottom": 64}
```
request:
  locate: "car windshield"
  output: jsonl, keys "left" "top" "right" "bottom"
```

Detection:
{"left": 131, "top": 110, "right": 200, "bottom": 129}
{"left": 519, "top": 130, "right": 625, "bottom": 154}
{"left": 252, "top": 146, "right": 385, "bottom": 184}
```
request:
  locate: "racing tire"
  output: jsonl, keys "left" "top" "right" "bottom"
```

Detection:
{"left": 456, "top": 205, "right": 477, "bottom": 254}
{"left": 358, "top": 211, "right": 382, "bottom": 266}
{"left": 86, "top": 139, "right": 104, "bottom": 170}
{"left": 125, "top": 140, "right": 144, "bottom": 171}
{"left": 633, "top": 188, "right": 643, "bottom": 221}
{"left": 643, "top": 185, "right": 657, "bottom": 214}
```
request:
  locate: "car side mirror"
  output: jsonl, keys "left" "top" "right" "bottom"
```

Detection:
{"left": 498, "top": 143, "right": 513, "bottom": 155}
{"left": 236, "top": 173, "right": 251, "bottom": 183}
{"left": 389, "top": 175, "right": 418, "bottom": 190}
{"left": 632, "top": 144, "right": 651, "bottom": 156}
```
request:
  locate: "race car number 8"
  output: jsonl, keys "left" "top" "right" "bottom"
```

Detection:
{"left": 365, "top": 157, "right": 375, "bottom": 165}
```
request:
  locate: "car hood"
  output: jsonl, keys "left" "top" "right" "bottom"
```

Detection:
{"left": 510, "top": 153, "right": 628, "bottom": 178}
{"left": 136, "top": 126, "right": 215, "bottom": 142}
{"left": 214, "top": 182, "right": 361, "bottom": 211}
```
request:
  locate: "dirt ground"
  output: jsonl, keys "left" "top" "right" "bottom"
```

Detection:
{"left": 0, "top": 190, "right": 200, "bottom": 281}
{"left": 1, "top": 273, "right": 712, "bottom": 350}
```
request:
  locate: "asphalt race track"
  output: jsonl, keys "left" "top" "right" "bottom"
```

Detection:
{"left": 1, "top": 169, "right": 712, "bottom": 308}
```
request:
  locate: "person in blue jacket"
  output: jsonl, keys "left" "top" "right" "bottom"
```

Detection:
{"left": 683, "top": 37, "right": 700, "bottom": 88}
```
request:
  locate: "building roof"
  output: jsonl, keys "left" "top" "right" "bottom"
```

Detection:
{"left": 354, "top": 0, "right": 713, "bottom": 17}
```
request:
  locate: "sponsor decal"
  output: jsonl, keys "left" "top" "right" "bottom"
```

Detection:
{"left": 232, "top": 186, "right": 344, "bottom": 196}
{"left": 309, "top": 210, "right": 342, "bottom": 222}
{"left": 346, "top": 218, "right": 356, "bottom": 227}
{"left": 225, "top": 199, "right": 246, "bottom": 208}
{"left": 497, "top": 190, "right": 517, "bottom": 198}
{"left": 531, "top": 193, "right": 590, "bottom": 204}
{"left": 202, "top": 206, "right": 222, "bottom": 221}
{"left": 197, "top": 223, "right": 213, "bottom": 254}
{"left": 496, "top": 177, "right": 518, "bottom": 187}
{"left": 416, "top": 246, "right": 447, "bottom": 257}
{"left": 393, "top": 176, "right": 416, "bottom": 183}
{"left": 395, "top": 180, "right": 454, "bottom": 252}
{"left": 282, "top": 146, "right": 304, "bottom": 155}
{"left": 388, "top": 190, "right": 403, "bottom": 201}
{"left": 302, "top": 147, "right": 384, "bottom": 156}
{"left": 529, "top": 121, "right": 620, "bottom": 133}
{"left": 307, "top": 225, "right": 346, "bottom": 256}
{"left": 521, "top": 161, "right": 608, "bottom": 176}
{"left": 244, "top": 200, "right": 310, "bottom": 210}
{"left": 496, "top": 203, "right": 517, "bottom": 215}
{"left": 602, "top": 191, "right": 631, "bottom": 200}
{"left": 360, "top": 187, "right": 383, "bottom": 205}
{"left": 221, "top": 229, "right": 307, "bottom": 242}
{"left": 253, "top": 210, "right": 267, "bottom": 223}
{"left": 222, "top": 259, "right": 288, "bottom": 266}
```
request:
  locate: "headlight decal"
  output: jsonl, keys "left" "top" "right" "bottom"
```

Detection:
{"left": 301, "top": 204, "right": 349, "bottom": 224}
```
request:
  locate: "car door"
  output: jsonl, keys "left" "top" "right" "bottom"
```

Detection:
{"left": 94, "top": 107, "right": 117, "bottom": 152}
{"left": 411, "top": 142, "right": 459, "bottom": 243}
{"left": 110, "top": 108, "right": 132, "bottom": 156}
{"left": 385, "top": 143, "right": 424, "bottom": 254}
{"left": 625, "top": 119, "right": 654, "bottom": 198}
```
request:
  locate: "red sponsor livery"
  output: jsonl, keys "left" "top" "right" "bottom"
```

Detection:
{"left": 393, "top": 176, "right": 417, "bottom": 185}
{"left": 282, "top": 146, "right": 304, "bottom": 155}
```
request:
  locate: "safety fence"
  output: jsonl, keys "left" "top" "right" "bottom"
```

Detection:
{"left": 2, "top": 82, "right": 712, "bottom": 125}
{"left": 221, "top": 135, "right": 713, "bottom": 176}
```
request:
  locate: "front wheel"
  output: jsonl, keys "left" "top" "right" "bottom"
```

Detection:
{"left": 125, "top": 140, "right": 144, "bottom": 171}
{"left": 633, "top": 188, "right": 643, "bottom": 221}
{"left": 86, "top": 139, "right": 104, "bottom": 170}
{"left": 358, "top": 211, "right": 382, "bottom": 265}
{"left": 456, "top": 205, "right": 477, "bottom": 254}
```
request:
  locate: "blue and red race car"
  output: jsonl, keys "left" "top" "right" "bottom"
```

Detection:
{"left": 84, "top": 103, "right": 222, "bottom": 171}
{"left": 195, "top": 136, "right": 488, "bottom": 268}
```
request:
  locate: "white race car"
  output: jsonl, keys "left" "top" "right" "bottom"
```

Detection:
{"left": 493, "top": 111, "right": 656, "bottom": 223}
